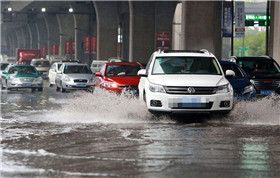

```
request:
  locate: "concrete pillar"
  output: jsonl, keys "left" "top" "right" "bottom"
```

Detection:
{"left": 182, "top": 1, "right": 222, "bottom": 59}
{"left": 155, "top": 2, "right": 177, "bottom": 50}
{"left": 269, "top": 1, "right": 280, "bottom": 64}
{"left": 44, "top": 14, "right": 60, "bottom": 57}
{"left": 28, "top": 23, "right": 39, "bottom": 49}
{"left": 15, "top": 29, "right": 24, "bottom": 48}
{"left": 129, "top": 1, "right": 156, "bottom": 64}
{"left": 57, "top": 14, "right": 75, "bottom": 57}
{"left": 22, "top": 26, "right": 31, "bottom": 49}
{"left": 94, "top": 1, "right": 118, "bottom": 60}
{"left": 71, "top": 3, "right": 94, "bottom": 64}
{"left": 10, "top": 31, "right": 18, "bottom": 57}
{"left": 121, "top": 12, "right": 130, "bottom": 60}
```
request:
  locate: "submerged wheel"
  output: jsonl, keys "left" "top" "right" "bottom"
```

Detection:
{"left": 38, "top": 87, "right": 43, "bottom": 91}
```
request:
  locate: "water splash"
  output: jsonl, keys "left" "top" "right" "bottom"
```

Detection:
{"left": 228, "top": 95, "right": 280, "bottom": 125}
{"left": 43, "top": 88, "right": 173, "bottom": 124}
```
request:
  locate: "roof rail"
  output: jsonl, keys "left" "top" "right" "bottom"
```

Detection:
{"left": 163, "top": 50, "right": 204, "bottom": 53}
{"left": 200, "top": 49, "right": 210, "bottom": 54}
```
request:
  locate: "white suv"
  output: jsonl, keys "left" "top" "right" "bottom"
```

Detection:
{"left": 138, "top": 50, "right": 234, "bottom": 114}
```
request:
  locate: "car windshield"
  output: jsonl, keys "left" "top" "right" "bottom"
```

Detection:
{"left": 1, "top": 63, "right": 9, "bottom": 70}
{"left": 105, "top": 64, "right": 142, "bottom": 76}
{"left": 152, "top": 57, "right": 222, "bottom": 75}
{"left": 237, "top": 58, "right": 280, "bottom": 74}
{"left": 92, "top": 62, "right": 106, "bottom": 68}
{"left": 33, "top": 61, "right": 50, "bottom": 67}
{"left": 64, "top": 65, "right": 92, "bottom": 74}
{"left": 8, "top": 66, "right": 37, "bottom": 74}
{"left": 220, "top": 63, "right": 244, "bottom": 78}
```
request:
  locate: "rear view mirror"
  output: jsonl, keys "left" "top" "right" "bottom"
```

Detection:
{"left": 137, "top": 69, "right": 147, "bottom": 77}
{"left": 225, "top": 70, "right": 235, "bottom": 77}
{"left": 95, "top": 72, "right": 102, "bottom": 77}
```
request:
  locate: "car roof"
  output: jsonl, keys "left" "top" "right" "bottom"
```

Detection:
{"left": 32, "top": 58, "right": 48, "bottom": 61}
{"left": 10, "top": 64, "right": 34, "bottom": 67}
{"left": 219, "top": 60, "right": 238, "bottom": 65}
{"left": 153, "top": 49, "right": 216, "bottom": 58}
{"left": 62, "top": 63, "right": 88, "bottom": 66}
{"left": 106, "top": 62, "right": 142, "bottom": 66}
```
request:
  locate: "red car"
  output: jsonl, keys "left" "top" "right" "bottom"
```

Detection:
{"left": 95, "top": 62, "right": 144, "bottom": 94}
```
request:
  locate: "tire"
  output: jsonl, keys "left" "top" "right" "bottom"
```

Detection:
{"left": 31, "top": 88, "right": 36, "bottom": 92}
{"left": 38, "top": 87, "right": 43, "bottom": 91}
{"left": 61, "top": 82, "right": 66, "bottom": 93}
{"left": 49, "top": 83, "right": 53, "bottom": 87}
{"left": 1, "top": 82, "right": 5, "bottom": 90}
{"left": 56, "top": 85, "right": 60, "bottom": 92}
{"left": 143, "top": 91, "right": 146, "bottom": 103}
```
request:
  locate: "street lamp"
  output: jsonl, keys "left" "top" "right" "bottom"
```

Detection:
{"left": 69, "top": 8, "right": 73, "bottom": 13}
{"left": 41, "top": 8, "right": 46, "bottom": 12}
{"left": 8, "top": 7, "right": 12, "bottom": 12}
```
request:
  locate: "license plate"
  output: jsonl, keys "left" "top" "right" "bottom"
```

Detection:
{"left": 260, "top": 90, "right": 275, "bottom": 95}
{"left": 125, "top": 89, "right": 137, "bottom": 94}
{"left": 77, "top": 83, "right": 86, "bottom": 87}
{"left": 23, "top": 83, "right": 32, "bottom": 86}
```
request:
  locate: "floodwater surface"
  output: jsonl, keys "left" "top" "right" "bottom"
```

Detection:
{"left": 1, "top": 86, "right": 280, "bottom": 177}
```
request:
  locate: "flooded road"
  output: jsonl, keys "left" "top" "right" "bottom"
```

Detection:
{"left": 1, "top": 84, "right": 280, "bottom": 177}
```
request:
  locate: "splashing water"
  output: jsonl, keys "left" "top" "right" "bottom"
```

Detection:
{"left": 228, "top": 95, "right": 280, "bottom": 125}
{"left": 43, "top": 88, "right": 172, "bottom": 124}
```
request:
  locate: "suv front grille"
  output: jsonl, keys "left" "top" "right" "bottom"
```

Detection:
{"left": 253, "top": 79, "right": 280, "bottom": 91}
{"left": 74, "top": 79, "right": 88, "bottom": 83}
{"left": 164, "top": 86, "right": 217, "bottom": 95}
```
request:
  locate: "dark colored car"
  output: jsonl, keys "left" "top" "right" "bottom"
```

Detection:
{"left": 229, "top": 56, "right": 280, "bottom": 96}
{"left": 219, "top": 61, "right": 256, "bottom": 100}
{"left": 95, "top": 62, "right": 144, "bottom": 94}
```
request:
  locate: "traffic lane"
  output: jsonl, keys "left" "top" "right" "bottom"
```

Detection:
{"left": 1, "top": 85, "right": 280, "bottom": 177}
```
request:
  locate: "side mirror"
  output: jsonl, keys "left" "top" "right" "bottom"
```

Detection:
{"left": 2, "top": 71, "right": 8, "bottom": 74}
{"left": 95, "top": 72, "right": 102, "bottom": 77}
{"left": 225, "top": 70, "right": 235, "bottom": 77}
{"left": 137, "top": 69, "right": 147, "bottom": 77}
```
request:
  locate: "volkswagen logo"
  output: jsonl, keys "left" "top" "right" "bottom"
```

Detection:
{"left": 187, "top": 87, "right": 195, "bottom": 94}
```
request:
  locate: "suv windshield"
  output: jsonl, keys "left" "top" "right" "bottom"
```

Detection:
{"left": 237, "top": 58, "right": 280, "bottom": 74}
{"left": 152, "top": 57, "right": 222, "bottom": 75}
{"left": 64, "top": 65, "right": 92, "bottom": 74}
{"left": 33, "top": 61, "right": 50, "bottom": 67}
{"left": 105, "top": 64, "right": 142, "bottom": 76}
{"left": 8, "top": 66, "right": 37, "bottom": 74}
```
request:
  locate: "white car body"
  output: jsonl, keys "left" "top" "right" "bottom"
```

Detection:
{"left": 90, "top": 60, "right": 107, "bottom": 73}
{"left": 48, "top": 62, "right": 63, "bottom": 86}
{"left": 30, "top": 59, "right": 50, "bottom": 78}
{"left": 138, "top": 50, "right": 234, "bottom": 114}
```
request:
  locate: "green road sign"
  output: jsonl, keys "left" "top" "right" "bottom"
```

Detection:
{"left": 244, "top": 47, "right": 249, "bottom": 56}
{"left": 237, "top": 47, "right": 243, "bottom": 57}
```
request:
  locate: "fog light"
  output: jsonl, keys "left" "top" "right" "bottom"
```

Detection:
{"left": 220, "top": 101, "right": 230, "bottom": 108}
{"left": 150, "top": 100, "right": 162, "bottom": 107}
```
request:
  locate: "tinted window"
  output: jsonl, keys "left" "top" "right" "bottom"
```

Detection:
{"left": 152, "top": 57, "right": 222, "bottom": 75}
{"left": 105, "top": 64, "right": 142, "bottom": 76}
{"left": 221, "top": 63, "right": 244, "bottom": 78}
{"left": 8, "top": 66, "right": 37, "bottom": 74}
{"left": 237, "top": 58, "right": 280, "bottom": 74}
{"left": 63, "top": 65, "right": 92, "bottom": 74}
{"left": 1, "top": 63, "right": 9, "bottom": 70}
{"left": 33, "top": 61, "right": 50, "bottom": 67}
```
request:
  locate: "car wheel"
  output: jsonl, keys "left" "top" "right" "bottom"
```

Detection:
{"left": 56, "top": 85, "right": 60, "bottom": 91}
{"left": 88, "top": 86, "right": 94, "bottom": 93}
{"left": 1, "top": 82, "right": 5, "bottom": 89}
{"left": 38, "top": 87, "right": 43, "bottom": 91}
{"left": 31, "top": 88, "right": 36, "bottom": 92}
{"left": 49, "top": 83, "right": 53, "bottom": 87}
{"left": 61, "top": 82, "right": 66, "bottom": 93}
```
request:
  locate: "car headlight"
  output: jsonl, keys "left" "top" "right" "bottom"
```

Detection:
{"left": 103, "top": 81, "right": 118, "bottom": 88}
{"left": 216, "top": 84, "right": 230, "bottom": 93}
{"left": 149, "top": 83, "right": 166, "bottom": 93}
{"left": 64, "top": 75, "right": 71, "bottom": 82}
{"left": 34, "top": 77, "right": 43, "bottom": 82}
{"left": 243, "top": 84, "right": 255, "bottom": 94}
{"left": 90, "top": 76, "right": 95, "bottom": 83}
{"left": 10, "top": 76, "right": 20, "bottom": 82}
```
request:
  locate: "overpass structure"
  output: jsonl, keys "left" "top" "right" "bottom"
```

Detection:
{"left": 1, "top": 1, "right": 280, "bottom": 65}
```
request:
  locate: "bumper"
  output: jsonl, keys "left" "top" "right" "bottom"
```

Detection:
{"left": 145, "top": 90, "right": 233, "bottom": 113}
{"left": 62, "top": 81, "right": 94, "bottom": 90}
{"left": 7, "top": 81, "right": 43, "bottom": 89}
{"left": 102, "top": 87, "right": 138, "bottom": 95}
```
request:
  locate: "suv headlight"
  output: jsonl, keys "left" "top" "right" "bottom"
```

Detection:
{"left": 103, "top": 81, "right": 118, "bottom": 88}
{"left": 243, "top": 84, "right": 255, "bottom": 94}
{"left": 64, "top": 75, "right": 71, "bottom": 82}
{"left": 216, "top": 84, "right": 230, "bottom": 93}
{"left": 149, "top": 83, "right": 166, "bottom": 93}
{"left": 34, "top": 77, "right": 43, "bottom": 82}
